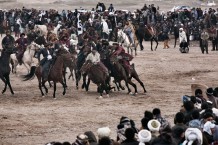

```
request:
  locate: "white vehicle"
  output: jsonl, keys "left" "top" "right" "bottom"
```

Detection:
{"left": 207, "top": 1, "right": 216, "bottom": 6}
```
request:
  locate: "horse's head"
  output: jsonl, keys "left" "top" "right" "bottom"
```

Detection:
{"left": 80, "top": 60, "right": 93, "bottom": 74}
{"left": 110, "top": 55, "right": 119, "bottom": 65}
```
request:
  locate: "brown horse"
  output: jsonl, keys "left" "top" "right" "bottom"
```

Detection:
{"left": 144, "top": 25, "right": 159, "bottom": 51}
{"left": 80, "top": 60, "right": 110, "bottom": 99}
{"left": 110, "top": 55, "right": 146, "bottom": 94}
{"left": 23, "top": 51, "right": 66, "bottom": 99}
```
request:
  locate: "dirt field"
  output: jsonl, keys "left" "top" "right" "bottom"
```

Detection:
{"left": 0, "top": 0, "right": 218, "bottom": 145}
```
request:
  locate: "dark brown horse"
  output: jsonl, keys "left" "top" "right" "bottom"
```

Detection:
{"left": 80, "top": 60, "right": 110, "bottom": 99}
{"left": 0, "top": 48, "right": 16, "bottom": 95}
{"left": 23, "top": 50, "right": 66, "bottom": 99}
{"left": 144, "top": 25, "right": 159, "bottom": 51}
{"left": 110, "top": 55, "right": 146, "bottom": 95}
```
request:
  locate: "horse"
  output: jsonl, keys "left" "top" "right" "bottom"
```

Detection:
{"left": 117, "top": 29, "right": 138, "bottom": 56}
{"left": 80, "top": 60, "right": 110, "bottom": 99}
{"left": 34, "top": 25, "right": 48, "bottom": 36}
{"left": 144, "top": 25, "right": 159, "bottom": 51}
{"left": 110, "top": 55, "right": 146, "bottom": 95}
{"left": 75, "top": 40, "right": 92, "bottom": 90}
{"left": 0, "top": 48, "right": 16, "bottom": 95}
{"left": 23, "top": 49, "right": 66, "bottom": 99}
{"left": 10, "top": 42, "right": 41, "bottom": 74}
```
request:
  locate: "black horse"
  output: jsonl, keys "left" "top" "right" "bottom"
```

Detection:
{"left": 0, "top": 48, "right": 16, "bottom": 94}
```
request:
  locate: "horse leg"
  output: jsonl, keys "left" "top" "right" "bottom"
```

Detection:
{"left": 53, "top": 82, "right": 56, "bottom": 99}
{"left": 61, "top": 80, "right": 66, "bottom": 95}
{"left": 23, "top": 62, "right": 30, "bottom": 74}
{"left": 5, "top": 74, "right": 14, "bottom": 95}
{"left": 127, "top": 79, "right": 137, "bottom": 95}
{"left": 118, "top": 81, "right": 125, "bottom": 90}
{"left": 132, "top": 73, "right": 147, "bottom": 93}
{"left": 85, "top": 78, "right": 90, "bottom": 92}
{"left": 98, "top": 84, "right": 103, "bottom": 99}
{"left": 75, "top": 71, "right": 81, "bottom": 90}
{"left": 38, "top": 78, "right": 45, "bottom": 97}
{"left": 63, "top": 68, "right": 68, "bottom": 88}
{"left": 174, "top": 37, "right": 177, "bottom": 48}
{"left": 82, "top": 74, "right": 87, "bottom": 89}
{"left": 0, "top": 76, "right": 7, "bottom": 94}
{"left": 124, "top": 80, "right": 132, "bottom": 94}
{"left": 154, "top": 38, "right": 158, "bottom": 51}
{"left": 150, "top": 39, "right": 153, "bottom": 51}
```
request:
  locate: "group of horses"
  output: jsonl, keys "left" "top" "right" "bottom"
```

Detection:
{"left": 0, "top": 23, "right": 148, "bottom": 99}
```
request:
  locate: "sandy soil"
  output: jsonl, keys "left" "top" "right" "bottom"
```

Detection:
{"left": 0, "top": 0, "right": 218, "bottom": 145}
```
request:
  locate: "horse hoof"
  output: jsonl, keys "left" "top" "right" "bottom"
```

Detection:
{"left": 135, "top": 92, "right": 138, "bottom": 95}
{"left": 42, "top": 95, "right": 45, "bottom": 98}
{"left": 106, "top": 94, "right": 110, "bottom": 98}
{"left": 63, "top": 92, "right": 66, "bottom": 95}
{"left": 97, "top": 96, "right": 103, "bottom": 99}
{"left": 53, "top": 98, "right": 57, "bottom": 100}
{"left": 129, "top": 92, "right": 133, "bottom": 95}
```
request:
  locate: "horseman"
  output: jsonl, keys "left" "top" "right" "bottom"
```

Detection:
{"left": 123, "top": 21, "right": 134, "bottom": 46}
{"left": 37, "top": 43, "right": 54, "bottom": 81}
{"left": 200, "top": 28, "right": 209, "bottom": 54}
{"left": 15, "top": 33, "right": 28, "bottom": 65}
{"left": 111, "top": 43, "right": 133, "bottom": 77}
{"left": 85, "top": 47, "right": 109, "bottom": 76}
{"left": 2, "top": 30, "right": 15, "bottom": 50}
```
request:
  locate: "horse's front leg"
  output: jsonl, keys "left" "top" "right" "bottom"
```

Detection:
{"left": 150, "top": 39, "right": 153, "bottom": 51}
{"left": 155, "top": 37, "right": 159, "bottom": 51}
{"left": 174, "top": 37, "right": 177, "bottom": 48}
{"left": 1, "top": 76, "right": 7, "bottom": 94}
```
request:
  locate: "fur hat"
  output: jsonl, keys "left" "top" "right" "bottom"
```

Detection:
{"left": 120, "top": 116, "right": 131, "bottom": 124}
{"left": 147, "top": 119, "right": 161, "bottom": 132}
{"left": 20, "top": 33, "right": 25, "bottom": 37}
{"left": 182, "top": 128, "right": 203, "bottom": 145}
{"left": 138, "top": 129, "right": 152, "bottom": 145}
{"left": 97, "top": 127, "right": 111, "bottom": 139}
{"left": 191, "top": 83, "right": 208, "bottom": 98}
{"left": 179, "top": 28, "right": 183, "bottom": 31}
{"left": 206, "top": 87, "right": 214, "bottom": 96}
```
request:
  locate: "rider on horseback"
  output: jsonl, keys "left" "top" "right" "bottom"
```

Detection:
{"left": 2, "top": 30, "right": 15, "bottom": 50}
{"left": 15, "top": 33, "right": 28, "bottom": 65}
{"left": 111, "top": 43, "right": 133, "bottom": 77}
{"left": 37, "top": 43, "right": 54, "bottom": 81}
{"left": 123, "top": 21, "right": 134, "bottom": 46}
{"left": 85, "top": 47, "right": 109, "bottom": 76}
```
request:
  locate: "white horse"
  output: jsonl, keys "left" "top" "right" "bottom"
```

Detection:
{"left": 34, "top": 24, "right": 48, "bottom": 36}
{"left": 10, "top": 42, "right": 41, "bottom": 74}
{"left": 117, "top": 29, "right": 138, "bottom": 56}
{"left": 52, "top": 23, "right": 62, "bottom": 36}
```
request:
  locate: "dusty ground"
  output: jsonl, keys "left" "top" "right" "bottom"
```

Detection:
{"left": 0, "top": 0, "right": 218, "bottom": 145}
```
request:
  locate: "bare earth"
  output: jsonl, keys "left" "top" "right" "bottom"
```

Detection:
{"left": 0, "top": 0, "right": 218, "bottom": 145}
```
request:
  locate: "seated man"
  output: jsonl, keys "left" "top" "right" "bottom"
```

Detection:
{"left": 85, "top": 48, "right": 109, "bottom": 76}
{"left": 123, "top": 21, "right": 134, "bottom": 44}
{"left": 37, "top": 43, "right": 54, "bottom": 81}
{"left": 15, "top": 33, "right": 28, "bottom": 65}
{"left": 111, "top": 43, "right": 133, "bottom": 77}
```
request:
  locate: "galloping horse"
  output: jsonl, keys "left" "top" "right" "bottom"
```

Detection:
{"left": 10, "top": 42, "right": 41, "bottom": 74}
{"left": 80, "top": 60, "right": 110, "bottom": 99}
{"left": 110, "top": 55, "right": 147, "bottom": 95}
{"left": 144, "top": 25, "right": 159, "bottom": 51}
{"left": 23, "top": 49, "right": 66, "bottom": 99}
{"left": 117, "top": 29, "right": 138, "bottom": 56}
{"left": 0, "top": 48, "right": 16, "bottom": 94}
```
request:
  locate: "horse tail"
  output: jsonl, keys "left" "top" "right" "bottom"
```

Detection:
{"left": 22, "top": 66, "right": 36, "bottom": 81}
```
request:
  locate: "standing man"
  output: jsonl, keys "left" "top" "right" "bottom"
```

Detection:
{"left": 2, "top": 30, "right": 15, "bottom": 50}
{"left": 200, "top": 29, "right": 209, "bottom": 54}
{"left": 179, "top": 28, "right": 188, "bottom": 49}
{"left": 15, "top": 33, "right": 28, "bottom": 65}
{"left": 210, "top": 25, "right": 217, "bottom": 51}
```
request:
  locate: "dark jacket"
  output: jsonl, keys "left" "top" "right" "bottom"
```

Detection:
{"left": 121, "top": 139, "right": 139, "bottom": 145}
{"left": 37, "top": 48, "right": 54, "bottom": 65}
{"left": 2, "top": 35, "right": 15, "bottom": 49}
